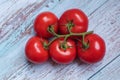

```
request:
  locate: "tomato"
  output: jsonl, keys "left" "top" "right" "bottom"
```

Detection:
{"left": 58, "top": 9, "right": 88, "bottom": 34}
{"left": 34, "top": 12, "right": 58, "bottom": 38}
{"left": 77, "top": 34, "right": 106, "bottom": 63}
{"left": 25, "top": 36, "right": 49, "bottom": 64}
{"left": 49, "top": 38, "right": 76, "bottom": 64}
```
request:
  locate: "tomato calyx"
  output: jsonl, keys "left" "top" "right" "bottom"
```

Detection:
{"left": 60, "top": 35, "right": 70, "bottom": 50}
{"left": 48, "top": 25, "right": 59, "bottom": 37}
{"left": 66, "top": 20, "right": 74, "bottom": 33}
{"left": 82, "top": 40, "right": 89, "bottom": 50}
{"left": 43, "top": 42, "right": 49, "bottom": 50}
{"left": 60, "top": 43, "right": 68, "bottom": 50}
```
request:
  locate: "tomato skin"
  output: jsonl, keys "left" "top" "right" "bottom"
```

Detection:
{"left": 34, "top": 12, "right": 58, "bottom": 38}
{"left": 49, "top": 38, "right": 76, "bottom": 64}
{"left": 25, "top": 36, "right": 49, "bottom": 64}
{"left": 77, "top": 34, "right": 106, "bottom": 63}
{"left": 59, "top": 9, "right": 88, "bottom": 34}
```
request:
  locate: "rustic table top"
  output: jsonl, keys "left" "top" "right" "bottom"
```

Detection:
{"left": 0, "top": 0, "right": 120, "bottom": 80}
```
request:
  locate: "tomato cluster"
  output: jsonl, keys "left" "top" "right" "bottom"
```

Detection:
{"left": 25, "top": 9, "right": 106, "bottom": 64}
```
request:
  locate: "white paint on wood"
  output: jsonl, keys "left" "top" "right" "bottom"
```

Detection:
{"left": 89, "top": 56, "right": 120, "bottom": 80}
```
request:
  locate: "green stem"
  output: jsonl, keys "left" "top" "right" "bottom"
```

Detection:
{"left": 47, "top": 37, "right": 58, "bottom": 47}
{"left": 47, "top": 25, "right": 93, "bottom": 49}
{"left": 81, "top": 34, "right": 89, "bottom": 49}
{"left": 57, "top": 31, "right": 93, "bottom": 38}
{"left": 59, "top": 34, "right": 70, "bottom": 50}
{"left": 63, "top": 35, "right": 70, "bottom": 43}
{"left": 46, "top": 31, "right": 93, "bottom": 48}
{"left": 43, "top": 42, "right": 48, "bottom": 50}
{"left": 66, "top": 20, "right": 74, "bottom": 34}
{"left": 71, "top": 31, "right": 93, "bottom": 36}
{"left": 47, "top": 26, "right": 59, "bottom": 37}
{"left": 68, "top": 25, "right": 72, "bottom": 34}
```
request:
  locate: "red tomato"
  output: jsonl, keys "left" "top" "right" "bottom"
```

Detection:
{"left": 25, "top": 36, "right": 49, "bottom": 64}
{"left": 34, "top": 12, "right": 58, "bottom": 38}
{"left": 58, "top": 9, "right": 88, "bottom": 34}
{"left": 77, "top": 34, "right": 106, "bottom": 63}
{"left": 49, "top": 38, "right": 76, "bottom": 64}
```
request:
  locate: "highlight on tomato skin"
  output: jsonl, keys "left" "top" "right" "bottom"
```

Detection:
{"left": 77, "top": 34, "right": 106, "bottom": 64}
{"left": 34, "top": 11, "right": 58, "bottom": 38}
{"left": 25, "top": 36, "right": 49, "bottom": 64}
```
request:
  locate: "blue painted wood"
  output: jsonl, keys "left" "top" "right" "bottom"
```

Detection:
{"left": 0, "top": 0, "right": 120, "bottom": 80}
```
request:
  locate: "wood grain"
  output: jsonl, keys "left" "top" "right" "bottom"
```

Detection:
{"left": 89, "top": 56, "right": 120, "bottom": 80}
{"left": 0, "top": 0, "right": 120, "bottom": 80}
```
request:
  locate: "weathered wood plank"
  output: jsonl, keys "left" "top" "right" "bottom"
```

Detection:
{"left": 0, "top": 0, "right": 48, "bottom": 79}
{"left": 0, "top": 0, "right": 48, "bottom": 54}
{"left": 0, "top": 0, "right": 120, "bottom": 80}
{"left": 89, "top": 56, "right": 120, "bottom": 80}
{"left": 2, "top": 0, "right": 109, "bottom": 80}
{"left": 1, "top": 0, "right": 109, "bottom": 79}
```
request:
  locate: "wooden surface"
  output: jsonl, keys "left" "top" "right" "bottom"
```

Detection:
{"left": 0, "top": 0, "right": 120, "bottom": 80}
